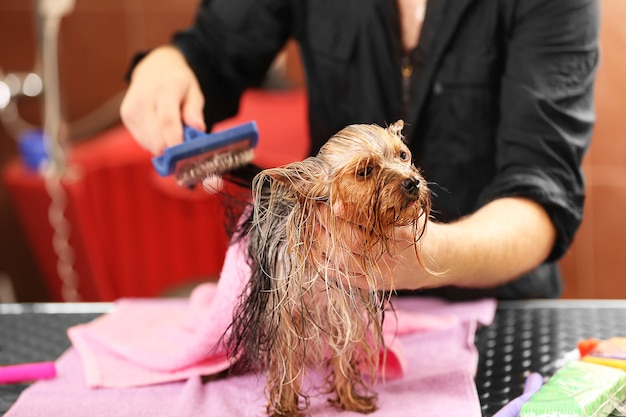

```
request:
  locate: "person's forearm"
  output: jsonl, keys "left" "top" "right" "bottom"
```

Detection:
{"left": 395, "top": 197, "right": 557, "bottom": 290}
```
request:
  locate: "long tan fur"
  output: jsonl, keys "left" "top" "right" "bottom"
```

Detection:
{"left": 227, "top": 120, "right": 431, "bottom": 416}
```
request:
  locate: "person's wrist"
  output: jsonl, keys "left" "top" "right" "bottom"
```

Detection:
{"left": 390, "top": 221, "right": 453, "bottom": 290}
{"left": 420, "top": 221, "right": 456, "bottom": 287}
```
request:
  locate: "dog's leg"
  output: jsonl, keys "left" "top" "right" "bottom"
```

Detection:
{"left": 266, "top": 317, "right": 306, "bottom": 417}
{"left": 328, "top": 355, "right": 377, "bottom": 414}
{"left": 267, "top": 357, "right": 304, "bottom": 417}
{"left": 267, "top": 383, "right": 301, "bottom": 417}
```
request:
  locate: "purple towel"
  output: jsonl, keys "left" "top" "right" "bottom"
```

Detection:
{"left": 492, "top": 373, "right": 544, "bottom": 417}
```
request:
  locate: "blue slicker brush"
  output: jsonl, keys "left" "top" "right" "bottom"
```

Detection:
{"left": 152, "top": 121, "right": 259, "bottom": 187}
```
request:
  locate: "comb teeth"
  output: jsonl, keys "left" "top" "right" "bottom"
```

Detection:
{"left": 175, "top": 148, "right": 255, "bottom": 187}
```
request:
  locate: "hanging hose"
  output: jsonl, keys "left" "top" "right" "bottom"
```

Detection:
{"left": 39, "top": 0, "right": 74, "bottom": 174}
{"left": 38, "top": 0, "right": 79, "bottom": 301}
{"left": 43, "top": 171, "right": 80, "bottom": 302}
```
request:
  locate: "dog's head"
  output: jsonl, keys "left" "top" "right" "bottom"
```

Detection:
{"left": 318, "top": 120, "right": 429, "bottom": 231}
{"left": 255, "top": 120, "right": 430, "bottom": 239}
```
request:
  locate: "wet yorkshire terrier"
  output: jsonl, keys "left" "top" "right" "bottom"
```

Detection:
{"left": 227, "top": 120, "right": 431, "bottom": 416}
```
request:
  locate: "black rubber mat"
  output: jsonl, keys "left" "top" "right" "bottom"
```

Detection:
{"left": 476, "top": 300, "right": 626, "bottom": 416}
{"left": 3, "top": 300, "right": 626, "bottom": 416}
{"left": 0, "top": 304, "right": 110, "bottom": 416}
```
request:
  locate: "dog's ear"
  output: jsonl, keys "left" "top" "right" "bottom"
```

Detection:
{"left": 264, "top": 157, "right": 330, "bottom": 199}
{"left": 388, "top": 120, "right": 405, "bottom": 141}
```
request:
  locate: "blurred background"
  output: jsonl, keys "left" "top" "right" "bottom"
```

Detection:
{"left": 0, "top": 0, "right": 624, "bottom": 303}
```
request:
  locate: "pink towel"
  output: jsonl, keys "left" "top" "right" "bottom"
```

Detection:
{"left": 6, "top": 296, "right": 495, "bottom": 417}
{"left": 6, "top": 238, "right": 496, "bottom": 416}
{"left": 67, "top": 238, "right": 489, "bottom": 389}
{"left": 67, "top": 240, "right": 250, "bottom": 388}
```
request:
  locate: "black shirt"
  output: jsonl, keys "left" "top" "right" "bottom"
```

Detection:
{"left": 171, "top": 0, "right": 600, "bottom": 299}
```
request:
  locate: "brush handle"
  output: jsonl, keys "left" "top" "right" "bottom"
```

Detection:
{"left": 0, "top": 361, "right": 57, "bottom": 384}
{"left": 152, "top": 121, "right": 259, "bottom": 177}
{"left": 183, "top": 125, "right": 204, "bottom": 141}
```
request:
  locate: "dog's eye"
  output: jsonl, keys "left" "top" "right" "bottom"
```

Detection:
{"left": 356, "top": 165, "right": 374, "bottom": 178}
{"left": 399, "top": 151, "right": 409, "bottom": 161}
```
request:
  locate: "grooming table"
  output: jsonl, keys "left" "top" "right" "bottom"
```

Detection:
{"left": 3, "top": 300, "right": 626, "bottom": 416}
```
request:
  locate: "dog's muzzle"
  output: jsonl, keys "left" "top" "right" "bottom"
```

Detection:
{"left": 401, "top": 176, "right": 421, "bottom": 197}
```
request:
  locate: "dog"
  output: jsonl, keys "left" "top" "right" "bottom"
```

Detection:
{"left": 227, "top": 120, "right": 431, "bottom": 416}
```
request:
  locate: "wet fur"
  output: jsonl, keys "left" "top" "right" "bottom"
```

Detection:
{"left": 227, "top": 121, "right": 430, "bottom": 416}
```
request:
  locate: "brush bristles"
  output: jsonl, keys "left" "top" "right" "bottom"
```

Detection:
{"left": 175, "top": 148, "right": 255, "bottom": 187}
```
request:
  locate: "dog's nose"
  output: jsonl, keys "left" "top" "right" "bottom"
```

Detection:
{"left": 401, "top": 176, "right": 421, "bottom": 195}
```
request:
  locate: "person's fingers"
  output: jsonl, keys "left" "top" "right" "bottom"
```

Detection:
{"left": 313, "top": 201, "right": 424, "bottom": 291}
{"left": 120, "top": 46, "right": 203, "bottom": 156}
{"left": 120, "top": 90, "right": 157, "bottom": 155}
{"left": 154, "top": 70, "right": 205, "bottom": 150}
{"left": 119, "top": 84, "right": 141, "bottom": 137}
{"left": 181, "top": 80, "right": 206, "bottom": 132}
{"left": 314, "top": 203, "right": 384, "bottom": 289}
{"left": 155, "top": 90, "right": 185, "bottom": 151}
{"left": 120, "top": 80, "right": 171, "bottom": 155}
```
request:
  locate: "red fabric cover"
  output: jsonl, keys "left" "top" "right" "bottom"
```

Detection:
{"left": 3, "top": 88, "right": 308, "bottom": 301}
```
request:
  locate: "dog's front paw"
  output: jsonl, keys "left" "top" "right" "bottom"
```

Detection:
{"left": 329, "top": 390, "right": 378, "bottom": 414}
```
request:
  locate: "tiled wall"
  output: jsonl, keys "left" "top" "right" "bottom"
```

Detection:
{"left": 1, "top": 2, "right": 45, "bottom": 302}
{"left": 559, "top": 0, "right": 626, "bottom": 298}
{"left": 0, "top": 0, "right": 199, "bottom": 301}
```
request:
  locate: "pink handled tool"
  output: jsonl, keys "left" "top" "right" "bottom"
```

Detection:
{"left": 0, "top": 361, "right": 57, "bottom": 384}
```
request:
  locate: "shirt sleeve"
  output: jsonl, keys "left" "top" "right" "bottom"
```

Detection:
{"left": 478, "top": 0, "right": 600, "bottom": 261}
{"left": 172, "top": 0, "right": 293, "bottom": 128}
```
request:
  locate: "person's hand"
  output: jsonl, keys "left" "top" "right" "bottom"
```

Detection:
{"left": 120, "top": 46, "right": 206, "bottom": 155}
{"left": 314, "top": 202, "right": 434, "bottom": 292}
{"left": 314, "top": 197, "right": 557, "bottom": 293}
